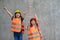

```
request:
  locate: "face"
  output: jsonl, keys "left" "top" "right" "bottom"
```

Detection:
{"left": 31, "top": 20, "right": 36, "bottom": 25}
{"left": 16, "top": 13, "right": 21, "bottom": 18}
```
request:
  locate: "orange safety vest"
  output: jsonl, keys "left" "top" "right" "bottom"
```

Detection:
{"left": 11, "top": 18, "right": 24, "bottom": 32}
{"left": 27, "top": 26, "right": 41, "bottom": 40}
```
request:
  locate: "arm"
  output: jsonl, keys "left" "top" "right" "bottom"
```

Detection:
{"left": 21, "top": 22, "right": 24, "bottom": 34}
{"left": 26, "top": 25, "right": 28, "bottom": 30}
{"left": 26, "top": 22, "right": 30, "bottom": 30}
{"left": 34, "top": 14, "right": 38, "bottom": 23}
{"left": 22, "top": 6, "right": 32, "bottom": 18}
{"left": 39, "top": 30, "right": 43, "bottom": 39}
{"left": 3, "top": 7, "right": 13, "bottom": 17}
{"left": 35, "top": 14, "right": 43, "bottom": 38}
{"left": 37, "top": 25, "right": 43, "bottom": 39}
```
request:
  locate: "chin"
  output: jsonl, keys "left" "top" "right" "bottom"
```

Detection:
{"left": 17, "top": 17, "right": 19, "bottom": 18}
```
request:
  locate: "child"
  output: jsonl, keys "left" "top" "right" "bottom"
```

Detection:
{"left": 3, "top": 7, "right": 30, "bottom": 40}
{"left": 26, "top": 14, "right": 43, "bottom": 40}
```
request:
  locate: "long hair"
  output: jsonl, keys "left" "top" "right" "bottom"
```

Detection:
{"left": 11, "top": 12, "right": 24, "bottom": 32}
{"left": 30, "top": 18, "right": 38, "bottom": 27}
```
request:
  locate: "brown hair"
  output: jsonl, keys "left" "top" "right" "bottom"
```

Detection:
{"left": 30, "top": 18, "right": 38, "bottom": 27}
{"left": 11, "top": 12, "right": 24, "bottom": 21}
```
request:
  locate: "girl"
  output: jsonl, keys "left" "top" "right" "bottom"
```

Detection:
{"left": 26, "top": 14, "right": 43, "bottom": 40}
{"left": 3, "top": 7, "right": 30, "bottom": 40}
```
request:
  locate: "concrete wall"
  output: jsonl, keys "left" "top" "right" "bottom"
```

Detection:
{"left": 0, "top": 0, "right": 60, "bottom": 40}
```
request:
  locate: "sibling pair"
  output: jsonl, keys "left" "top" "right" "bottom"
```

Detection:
{"left": 3, "top": 7, "right": 43, "bottom": 40}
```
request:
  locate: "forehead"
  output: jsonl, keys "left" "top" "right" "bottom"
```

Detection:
{"left": 16, "top": 12, "right": 20, "bottom": 14}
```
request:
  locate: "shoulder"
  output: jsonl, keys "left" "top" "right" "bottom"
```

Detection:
{"left": 11, "top": 16, "right": 15, "bottom": 20}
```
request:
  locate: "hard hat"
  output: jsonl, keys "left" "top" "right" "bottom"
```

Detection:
{"left": 15, "top": 10, "right": 21, "bottom": 13}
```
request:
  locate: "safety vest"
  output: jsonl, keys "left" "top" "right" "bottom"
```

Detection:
{"left": 28, "top": 26, "right": 41, "bottom": 40}
{"left": 11, "top": 18, "right": 22, "bottom": 32}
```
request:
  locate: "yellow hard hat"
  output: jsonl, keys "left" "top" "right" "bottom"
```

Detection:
{"left": 15, "top": 10, "right": 21, "bottom": 13}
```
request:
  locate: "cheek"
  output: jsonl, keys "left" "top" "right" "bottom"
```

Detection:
{"left": 18, "top": 14, "right": 20, "bottom": 16}
{"left": 16, "top": 14, "right": 20, "bottom": 16}
{"left": 31, "top": 22, "right": 33, "bottom": 24}
{"left": 33, "top": 21, "right": 35, "bottom": 24}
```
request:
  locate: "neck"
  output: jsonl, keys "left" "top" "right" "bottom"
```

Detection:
{"left": 32, "top": 24, "right": 36, "bottom": 26}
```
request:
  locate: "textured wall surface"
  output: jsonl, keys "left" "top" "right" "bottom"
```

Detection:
{"left": 0, "top": 0, "right": 60, "bottom": 40}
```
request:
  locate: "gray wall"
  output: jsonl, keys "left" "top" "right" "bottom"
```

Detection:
{"left": 0, "top": 0, "right": 60, "bottom": 40}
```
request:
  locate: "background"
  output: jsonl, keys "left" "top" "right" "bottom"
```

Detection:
{"left": 0, "top": 0, "right": 60, "bottom": 40}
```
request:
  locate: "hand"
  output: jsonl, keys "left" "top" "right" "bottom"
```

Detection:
{"left": 3, "top": 7, "right": 8, "bottom": 11}
{"left": 29, "top": 5, "right": 32, "bottom": 8}
{"left": 40, "top": 34, "right": 43, "bottom": 39}
{"left": 22, "top": 31, "right": 24, "bottom": 34}
{"left": 26, "top": 5, "right": 32, "bottom": 12}
{"left": 26, "top": 26, "right": 28, "bottom": 30}
{"left": 23, "top": 6, "right": 32, "bottom": 16}
{"left": 26, "top": 22, "right": 30, "bottom": 30}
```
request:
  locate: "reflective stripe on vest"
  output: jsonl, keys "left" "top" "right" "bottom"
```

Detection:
{"left": 28, "top": 36, "right": 40, "bottom": 39}
{"left": 28, "top": 32, "right": 39, "bottom": 36}
{"left": 28, "top": 32, "right": 40, "bottom": 39}
{"left": 12, "top": 22, "right": 21, "bottom": 26}
{"left": 11, "top": 26, "right": 21, "bottom": 30}
{"left": 12, "top": 22, "right": 21, "bottom": 30}
{"left": 11, "top": 18, "right": 22, "bottom": 32}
